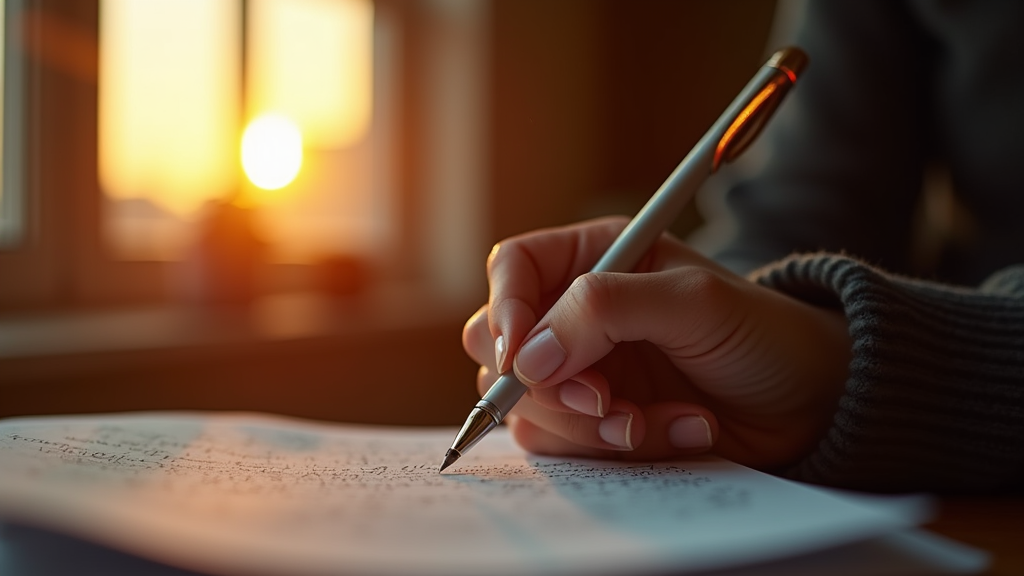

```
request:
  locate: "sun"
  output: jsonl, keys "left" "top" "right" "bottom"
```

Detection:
{"left": 241, "top": 114, "right": 303, "bottom": 190}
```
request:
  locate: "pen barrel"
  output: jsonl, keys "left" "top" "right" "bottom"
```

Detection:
{"left": 479, "top": 371, "right": 528, "bottom": 422}
{"left": 592, "top": 63, "right": 785, "bottom": 274}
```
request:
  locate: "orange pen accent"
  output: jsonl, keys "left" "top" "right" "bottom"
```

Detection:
{"left": 713, "top": 47, "right": 808, "bottom": 172}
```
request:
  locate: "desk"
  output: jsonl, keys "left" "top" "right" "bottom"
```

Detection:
{"left": 927, "top": 497, "right": 1024, "bottom": 576}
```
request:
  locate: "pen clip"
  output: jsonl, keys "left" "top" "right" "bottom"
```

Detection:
{"left": 712, "top": 47, "right": 808, "bottom": 173}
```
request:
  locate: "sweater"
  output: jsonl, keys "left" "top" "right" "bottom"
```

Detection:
{"left": 754, "top": 255, "right": 1024, "bottom": 493}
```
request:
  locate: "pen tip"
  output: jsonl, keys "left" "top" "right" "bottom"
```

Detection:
{"left": 438, "top": 449, "right": 461, "bottom": 473}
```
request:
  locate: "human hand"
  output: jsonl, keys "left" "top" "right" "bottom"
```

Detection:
{"left": 462, "top": 217, "right": 852, "bottom": 470}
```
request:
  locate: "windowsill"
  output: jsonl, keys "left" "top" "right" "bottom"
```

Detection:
{"left": 1, "top": 285, "right": 465, "bottom": 363}
{"left": 0, "top": 286, "right": 480, "bottom": 425}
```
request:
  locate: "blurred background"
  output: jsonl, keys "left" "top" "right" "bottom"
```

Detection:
{"left": 0, "top": 0, "right": 782, "bottom": 426}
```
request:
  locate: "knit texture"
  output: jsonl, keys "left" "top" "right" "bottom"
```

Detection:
{"left": 752, "top": 254, "right": 1024, "bottom": 493}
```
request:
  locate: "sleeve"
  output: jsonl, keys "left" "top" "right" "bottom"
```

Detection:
{"left": 751, "top": 254, "right": 1024, "bottom": 493}
{"left": 702, "top": 0, "right": 933, "bottom": 276}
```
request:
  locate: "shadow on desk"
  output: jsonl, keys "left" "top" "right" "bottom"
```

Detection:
{"left": 1, "top": 523, "right": 205, "bottom": 576}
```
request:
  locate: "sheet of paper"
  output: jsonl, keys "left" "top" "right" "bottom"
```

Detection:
{"left": 0, "top": 412, "right": 928, "bottom": 576}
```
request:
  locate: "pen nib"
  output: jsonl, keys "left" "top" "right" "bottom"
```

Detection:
{"left": 438, "top": 448, "right": 461, "bottom": 473}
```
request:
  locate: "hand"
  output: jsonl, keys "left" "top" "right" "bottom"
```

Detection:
{"left": 462, "top": 217, "right": 852, "bottom": 470}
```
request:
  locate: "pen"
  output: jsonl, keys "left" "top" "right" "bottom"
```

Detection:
{"left": 440, "top": 47, "right": 809, "bottom": 473}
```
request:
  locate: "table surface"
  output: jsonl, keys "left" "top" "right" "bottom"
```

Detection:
{"left": 925, "top": 496, "right": 1024, "bottom": 576}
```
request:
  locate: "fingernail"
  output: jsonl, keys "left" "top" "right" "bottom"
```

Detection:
{"left": 559, "top": 380, "right": 604, "bottom": 417}
{"left": 669, "top": 416, "right": 712, "bottom": 449}
{"left": 598, "top": 412, "right": 634, "bottom": 450}
{"left": 513, "top": 328, "right": 566, "bottom": 384}
{"left": 494, "top": 334, "right": 507, "bottom": 370}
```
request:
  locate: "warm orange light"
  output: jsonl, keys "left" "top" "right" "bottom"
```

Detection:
{"left": 713, "top": 80, "right": 778, "bottom": 171}
{"left": 99, "top": 0, "right": 378, "bottom": 263}
{"left": 99, "top": 0, "right": 240, "bottom": 216}
{"left": 241, "top": 114, "right": 303, "bottom": 192}
{"left": 248, "top": 0, "right": 373, "bottom": 149}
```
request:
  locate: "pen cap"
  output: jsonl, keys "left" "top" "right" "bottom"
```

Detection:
{"left": 766, "top": 46, "right": 809, "bottom": 83}
{"left": 712, "top": 47, "right": 808, "bottom": 171}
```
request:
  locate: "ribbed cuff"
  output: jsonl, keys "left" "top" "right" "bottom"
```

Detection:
{"left": 751, "top": 254, "right": 1024, "bottom": 493}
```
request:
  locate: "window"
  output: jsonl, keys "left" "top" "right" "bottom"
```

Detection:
{"left": 0, "top": 0, "right": 490, "bottom": 312}
{"left": 100, "top": 0, "right": 387, "bottom": 266}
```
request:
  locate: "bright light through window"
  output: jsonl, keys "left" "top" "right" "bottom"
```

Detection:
{"left": 99, "top": 0, "right": 381, "bottom": 264}
{"left": 99, "top": 0, "right": 240, "bottom": 260}
{"left": 249, "top": 0, "right": 372, "bottom": 150}
{"left": 99, "top": 0, "right": 240, "bottom": 218}
{"left": 241, "top": 114, "right": 303, "bottom": 192}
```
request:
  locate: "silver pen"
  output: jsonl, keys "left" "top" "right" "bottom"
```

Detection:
{"left": 440, "top": 47, "right": 809, "bottom": 473}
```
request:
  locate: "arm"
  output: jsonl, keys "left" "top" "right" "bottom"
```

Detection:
{"left": 755, "top": 255, "right": 1024, "bottom": 492}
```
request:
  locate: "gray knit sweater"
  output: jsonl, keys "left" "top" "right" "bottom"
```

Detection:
{"left": 701, "top": 1, "right": 1024, "bottom": 492}
{"left": 753, "top": 256, "right": 1024, "bottom": 493}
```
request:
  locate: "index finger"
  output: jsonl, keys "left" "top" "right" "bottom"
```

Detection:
{"left": 487, "top": 217, "right": 630, "bottom": 372}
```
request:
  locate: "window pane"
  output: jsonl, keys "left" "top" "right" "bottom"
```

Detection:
{"left": 249, "top": 0, "right": 372, "bottom": 151}
{"left": 99, "top": 0, "right": 241, "bottom": 261}
{"left": 244, "top": 0, "right": 388, "bottom": 264}
{"left": 99, "top": 0, "right": 388, "bottom": 265}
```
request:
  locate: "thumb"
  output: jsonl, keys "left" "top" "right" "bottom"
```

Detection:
{"left": 512, "top": 267, "right": 738, "bottom": 387}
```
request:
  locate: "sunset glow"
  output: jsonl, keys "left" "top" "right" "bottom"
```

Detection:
{"left": 99, "top": 0, "right": 377, "bottom": 262}
{"left": 249, "top": 0, "right": 373, "bottom": 149}
{"left": 99, "top": 0, "right": 240, "bottom": 216}
{"left": 241, "top": 115, "right": 303, "bottom": 192}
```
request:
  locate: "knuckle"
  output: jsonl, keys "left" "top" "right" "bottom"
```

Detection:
{"left": 564, "top": 272, "right": 616, "bottom": 323}
{"left": 670, "top": 268, "right": 739, "bottom": 344}
{"left": 677, "top": 267, "right": 733, "bottom": 310}
{"left": 485, "top": 239, "right": 524, "bottom": 276}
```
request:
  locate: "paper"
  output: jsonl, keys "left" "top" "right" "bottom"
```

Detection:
{"left": 0, "top": 412, "right": 928, "bottom": 576}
